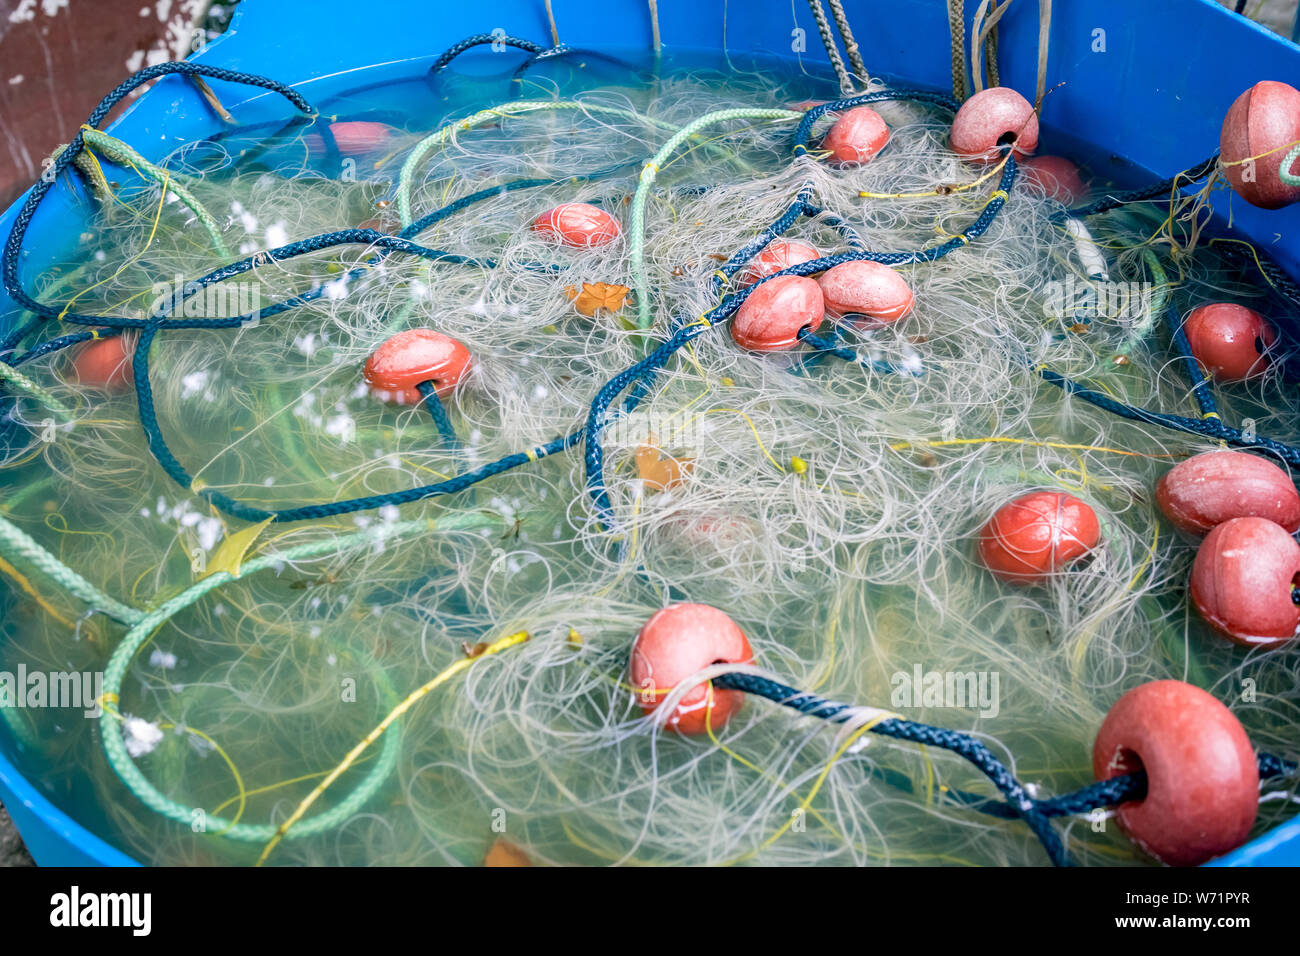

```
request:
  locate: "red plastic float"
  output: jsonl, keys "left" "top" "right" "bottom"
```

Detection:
{"left": 731, "top": 274, "right": 824, "bottom": 351}
{"left": 363, "top": 329, "right": 473, "bottom": 404}
{"left": 1019, "top": 155, "right": 1087, "bottom": 204}
{"left": 1219, "top": 80, "right": 1300, "bottom": 209}
{"left": 738, "top": 239, "right": 821, "bottom": 287}
{"left": 306, "top": 120, "right": 398, "bottom": 157}
{"left": 817, "top": 260, "right": 914, "bottom": 324}
{"left": 977, "top": 490, "right": 1100, "bottom": 583}
{"left": 71, "top": 335, "right": 132, "bottom": 392}
{"left": 1182, "top": 302, "right": 1275, "bottom": 382}
{"left": 820, "top": 107, "right": 890, "bottom": 167}
{"left": 1190, "top": 516, "right": 1300, "bottom": 648}
{"left": 629, "top": 603, "right": 754, "bottom": 735}
{"left": 949, "top": 87, "right": 1039, "bottom": 160}
{"left": 531, "top": 202, "right": 621, "bottom": 247}
{"left": 1156, "top": 450, "right": 1300, "bottom": 536}
{"left": 1093, "top": 680, "right": 1259, "bottom": 867}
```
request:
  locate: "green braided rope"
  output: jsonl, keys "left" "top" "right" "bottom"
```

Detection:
{"left": 0, "top": 512, "right": 141, "bottom": 623}
{"left": 0, "top": 475, "right": 53, "bottom": 516}
{"left": 1279, "top": 143, "right": 1300, "bottom": 187}
{"left": 631, "top": 108, "right": 803, "bottom": 328}
{"left": 0, "top": 361, "right": 76, "bottom": 424}
{"left": 98, "top": 510, "right": 510, "bottom": 843}
{"left": 396, "top": 100, "right": 687, "bottom": 227}
{"left": 394, "top": 98, "right": 764, "bottom": 228}
{"left": 1115, "top": 246, "right": 1169, "bottom": 358}
{"left": 79, "top": 128, "right": 230, "bottom": 259}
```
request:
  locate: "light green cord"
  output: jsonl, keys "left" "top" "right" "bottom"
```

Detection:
{"left": 1279, "top": 143, "right": 1300, "bottom": 187}
{"left": 0, "top": 474, "right": 53, "bottom": 515}
{"left": 1115, "top": 247, "right": 1168, "bottom": 358}
{"left": 94, "top": 510, "right": 509, "bottom": 843}
{"left": 0, "top": 362, "right": 76, "bottom": 424}
{"left": 631, "top": 108, "right": 803, "bottom": 328}
{"left": 80, "top": 128, "right": 230, "bottom": 259}
{"left": 398, "top": 100, "right": 665, "bottom": 227}
{"left": 395, "top": 99, "right": 756, "bottom": 228}
{"left": 0, "top": 512, "right": 141, "bottom": 623}
{"left": 0, "top": 506, "right": 512, "bottom": 843}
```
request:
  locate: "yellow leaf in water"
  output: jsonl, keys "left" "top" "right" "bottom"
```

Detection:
{"left": 484, "top": 837, "right": 531, "bottom": 867}
{"left": 636, "top": 444, "right": 694, "bottom": 492}
{"left": 203, "top": 517, "right": 274, "bottom": 579}
{"left": 564, "top": 282, "right": 632, "bottom": 318}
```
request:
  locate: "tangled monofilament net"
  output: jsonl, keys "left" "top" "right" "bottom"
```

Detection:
{"left": 1, "top": 53, "right": 1299, "bottom": 867}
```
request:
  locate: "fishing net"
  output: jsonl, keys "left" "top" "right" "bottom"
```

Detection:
{"left": 0, "top": 27, "right": 1298, "bottom": 867}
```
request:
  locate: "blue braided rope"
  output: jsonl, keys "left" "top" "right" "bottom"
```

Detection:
{"left": 1163, "top": 304, "right": 1220, "bottom": 420}
{"left": 792, "top": 89, "right": 961, "bottom": 155}
{"left": 1038, "top": 366, "right": 1300, "bottom": 468}
{"left": 7, "top": 329, "right": 106, "bottom": 366}
{"left": 512, "top": 44, "right": 572, "bottom": 84}
{"left": 416, "top": 381, "right": 460, "bottom": 446}
{"left": 798, "top": 327, "right": 923, "bottom": 375}
{"left": 712, "top": 671, "right": 1298, "bottom": 865}
{"left": 712, "top": 671, "right": 1068, "bottom": 864}
{"left": 428, "top": 33, "right": 546, "bottom": 75}
{"left": 1066, "top": 154, "right": 1219, "bottom": 220}
{"left": 789, "top": 323, "right": 842, "bottom": 375}
{"left": 508, "top": 45, "right": 638, "bottom": 91}
{"left": 2, "top": 62, "right": 314, "bottom": 323}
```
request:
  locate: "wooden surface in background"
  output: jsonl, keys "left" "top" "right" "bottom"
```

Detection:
{"left": 0, "top": 0, "right": 206, "bottom": 208}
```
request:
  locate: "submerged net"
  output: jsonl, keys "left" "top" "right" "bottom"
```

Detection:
{"left": 1, "top": 32, "right": 1299, "bottom": 867}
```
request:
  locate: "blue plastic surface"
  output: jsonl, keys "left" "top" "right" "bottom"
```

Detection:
{"left": 1, "top": 0, "right": 1298, "bottom": 866}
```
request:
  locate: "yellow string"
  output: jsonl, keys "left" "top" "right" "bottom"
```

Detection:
{"left": 57, "top": 168, "right": 171, "bottom": 321}
{"left": 860, "top": 153, "right": 1010, "bottom": 200}
{"left": 889, "top": 435, "right": 1172, "bottom": 460}
{"left": 1219, "top": 134, "right": 1300, "bottom": 168}
{"left": 0, "top": 555, "right": 75, "bottom": 627}
{"left": 705, "top": 708, "right": 850, "bottom": 844}
{"left": 726, "top": 708, "right": 898, "bottom": 863}
{"left": 673, "top": 407, "right": 785, "bottom": 472}
{"left": 101, "top": 703, "right": 249, "bottom": 833}
{"left": 211, "top": 762, "right": 369, "bottom": 817}
{"left": 255, "top": 629, "right": 529, "bottom": 865}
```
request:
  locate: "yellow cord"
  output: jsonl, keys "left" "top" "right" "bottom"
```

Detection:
{"left": 860, "top": 152, "right": 1010, "bottom": 200}
{"left": 727, "top": 707, "right": 898, "bottom": 863}
{"left": 0, "top": 555, "right": 75, "bottom": 628}
{"left": 255, "top": 629, "right": 529, "bottom": 865}
{"left": 57, "top": 169, "right": 170, "bottom": 321}
{"left": 889, "top": 435, "right": 1173, "bottom": 460}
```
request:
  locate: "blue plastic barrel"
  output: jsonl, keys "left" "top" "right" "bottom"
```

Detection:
{"left": 1, "top": 0, "right": 1297, "bottom": 866}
